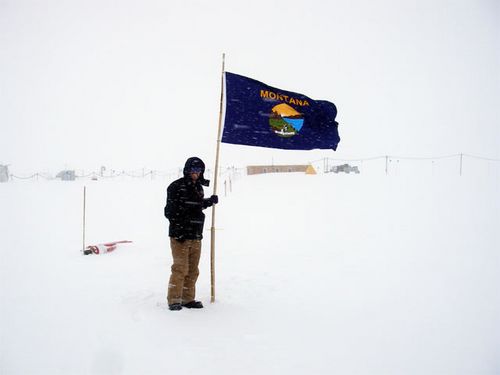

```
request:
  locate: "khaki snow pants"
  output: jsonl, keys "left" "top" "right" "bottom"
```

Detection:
{"left": 167, "top": 238, "right": 201, "bottom": 305}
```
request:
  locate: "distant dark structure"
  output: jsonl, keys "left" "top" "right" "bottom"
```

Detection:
{"left": 247, "top": 164, "right": 316, "bottom": 175}
{"left": 330, "top": 164, "right": 360, "bottom": 174}
{"left": 56, "top": 170, "right": 76, "bottom": 181}
{"left": 0, "top": 165, "right": 9, "bottom": 182}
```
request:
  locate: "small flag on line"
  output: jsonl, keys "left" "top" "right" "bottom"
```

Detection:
{"left": 222, "top": 72, "right": 340, "bottom": 150}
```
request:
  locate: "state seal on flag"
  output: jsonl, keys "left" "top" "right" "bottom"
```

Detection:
{"left": 269, "top": 103, "right": 304, "bottom": 138}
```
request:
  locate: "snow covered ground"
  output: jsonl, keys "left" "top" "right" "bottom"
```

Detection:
{"left": 1, "top": 168, "right": 499, "bottom": 374}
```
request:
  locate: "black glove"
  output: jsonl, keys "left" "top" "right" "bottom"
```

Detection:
{"left": 174, "top": 235, "right": 186, "bottom": 243}
{"left": 210, "top": 195, "right": 219, "bottom": 204}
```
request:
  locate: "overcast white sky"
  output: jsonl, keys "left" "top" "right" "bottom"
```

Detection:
{"left": 1, "top": 0, "right": 499, "bottom": 173}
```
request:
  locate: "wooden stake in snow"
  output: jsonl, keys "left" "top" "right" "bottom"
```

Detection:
{"left": 82, "top": 186, "right": 86, "bottom": 254}
{"left": 210, "top": 53, "right": 225, "bottom": 303}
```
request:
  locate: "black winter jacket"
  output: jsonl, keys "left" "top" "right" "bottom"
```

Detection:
{"left": 164, "top": 157, "right": 213, "bottom": 240}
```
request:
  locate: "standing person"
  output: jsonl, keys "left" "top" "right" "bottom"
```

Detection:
{"left": 164, "top": 157, "right": 218, "bottom": 311}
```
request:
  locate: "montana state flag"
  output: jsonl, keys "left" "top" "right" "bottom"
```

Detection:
{"left": 222, "top": 72, "right": 340, "bottom": 150}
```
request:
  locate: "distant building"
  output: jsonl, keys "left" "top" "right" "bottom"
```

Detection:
{"left": 56, "top": 170, "right": 76, "bottom": 181}
{"left": 330, "top": 164, "right": 360, "bottom": 174}
{"left": 247, "top": 164, "right": 316, "bottom": 175}
{"left": 0, "top": 165, "right": 9, "bottom": 182}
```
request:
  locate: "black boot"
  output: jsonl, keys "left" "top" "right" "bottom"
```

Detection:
{"left": 182, "top": 301, "right": 203, "bottom": 309}
{"left": 168, "top": 303, "right": 182, "bottom": 311}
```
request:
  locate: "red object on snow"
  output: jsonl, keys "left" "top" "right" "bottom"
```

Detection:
{"left": 84, "top": 240, "right": 133, "bottom": 255}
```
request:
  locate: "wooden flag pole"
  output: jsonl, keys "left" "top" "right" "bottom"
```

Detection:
{"left": 210, "top": 53, "right": 226, "bottom": 303}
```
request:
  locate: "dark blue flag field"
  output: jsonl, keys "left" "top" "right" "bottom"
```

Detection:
{"left": 221, "top": 72, "right": 340, "bottom": 150}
